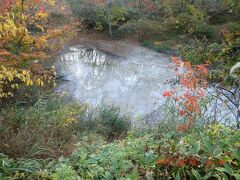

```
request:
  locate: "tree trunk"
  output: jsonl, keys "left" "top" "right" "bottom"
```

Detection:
{"left": 138, "top": 0, "right": 143, "bottom": 19}
{"left": 21, "top": 0, "right": 24, "bottom": 14}
{"left": 106, "top": 0, "right": 112, "bottom": 37}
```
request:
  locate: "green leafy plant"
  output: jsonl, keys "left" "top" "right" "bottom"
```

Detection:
{"left": 155, "top": 125, "right": 240, "bottom": 179}
{"left": 52, "top": 164, "right": 77, "bottom": 180}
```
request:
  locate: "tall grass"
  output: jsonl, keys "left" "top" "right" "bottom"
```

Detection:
{"left": 0, "top": 96, "right": 131, "bottom": 158}
{"left": 97, "top": 104, "right": 131, "bottom": 141}
{"left": 0, "top": 95, "right": 87, "bottom": 159}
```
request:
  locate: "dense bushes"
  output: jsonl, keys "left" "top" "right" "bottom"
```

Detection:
{"left": 155, "top": 125, "right": 240, "bottom": 179}
{"left": 161, "top": 4, "right": 213, "bottom": 38}
{"left": 180, "top": 30, "right": 240, "bottom": 83}
{"left": 1, "top": 125, "right": 239, "bottom": 179}
{"left": 68, "top": 0, "right": 129, "bottom": 31}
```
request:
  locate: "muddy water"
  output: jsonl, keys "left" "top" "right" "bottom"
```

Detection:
{"left": 55, "top": 39, "right": 174, "bottom": 118}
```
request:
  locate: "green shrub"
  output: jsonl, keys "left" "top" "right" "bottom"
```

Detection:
{"left": 207, "top": 31, "right": 240, "bottom": 83}
{"left": 161, "top": 4, "right": 214, "bottom": 38}
{"left": 68, "top": 0, "right": 129, "bottom": 32}
{"left": 180, "top": 29, "right": 240, "bottom": 83}
{"left": 69, "top": 133, "right": 157, "bottom": 179}
{"left": 97, "top": 104, "right": 130, "bottom": 141}
{"left": 52, "top": 164, "right": 77, "bottom": 180}
{"left": 180, "top": 39, "right": 208, "bottom": 65}
{"left": 0, "top": 153, "right": 54, "bottom": 179}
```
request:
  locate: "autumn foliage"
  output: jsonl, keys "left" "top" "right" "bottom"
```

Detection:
{"left": 0, "top": 0, "right": 76, "bottom": 99}
{"left": 163, "top": 57, "right": 209, "bottom": 132}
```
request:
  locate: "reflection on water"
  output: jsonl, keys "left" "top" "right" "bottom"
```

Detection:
{"left": 55, "top": 45, "right": 237, "bottom": 125}
{"left": 56, "top": 45, "right": 172, "bottom": 116}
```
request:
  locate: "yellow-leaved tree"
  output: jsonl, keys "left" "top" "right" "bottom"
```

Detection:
{"left": 0, "top": 0, "right": 76, "bottom": 99}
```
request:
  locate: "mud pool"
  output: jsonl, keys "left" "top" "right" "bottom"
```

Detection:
{"left": 55, "top": 40, "right": 174, "bottom": 119}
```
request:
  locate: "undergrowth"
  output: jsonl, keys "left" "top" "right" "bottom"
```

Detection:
{"left": 0, "top": 95, "right": 131, "bottom": 160}
{"left": 0, "top": 125, "right": 239, "bottom": 179}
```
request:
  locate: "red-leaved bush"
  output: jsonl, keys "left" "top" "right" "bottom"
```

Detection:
{"left": 163, "top": 57, "right": 209, "bottom": 132}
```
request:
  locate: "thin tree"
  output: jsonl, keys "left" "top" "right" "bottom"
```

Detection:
{"left": 106, "top": 0, "right": 112, "bottom": 36}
